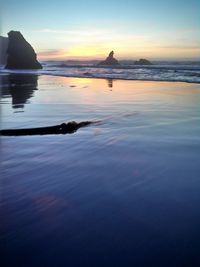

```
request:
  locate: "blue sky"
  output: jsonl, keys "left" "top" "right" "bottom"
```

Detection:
{"left": 1, "top": 0, "right": 200, "bottom": 60}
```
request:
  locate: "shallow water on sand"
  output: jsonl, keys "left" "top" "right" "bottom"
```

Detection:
{"left": 1, "top": 75, "right": 200, "bottom": 267}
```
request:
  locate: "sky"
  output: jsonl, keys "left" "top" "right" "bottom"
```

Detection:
{"left": 1, "top": 0, "right": 200, "bottom": 60}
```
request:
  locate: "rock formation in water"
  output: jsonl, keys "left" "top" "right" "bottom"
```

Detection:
{"left": 134, "top": 58, "right": 152, "bottom": 65}
{"left": 5, "top": 31, "right": 42, "bottom": 69}
{"left": 98, "top": 51, "right": 120, "bottom": 66}
{"left": 0, "top": 36, "right": 8, "bottom": 66}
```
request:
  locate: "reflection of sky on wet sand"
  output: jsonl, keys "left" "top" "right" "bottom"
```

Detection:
{"left": 38, "top": 75, "right": 200, "bottom": 105}
{"left": 1, "top": 74, "right": 200, "bottom": 108}
{"left": 1, "top": 74, "right": 200, "bottom": 130}
{"left": 1, "top": 75, "right": 200, "bottom": 267}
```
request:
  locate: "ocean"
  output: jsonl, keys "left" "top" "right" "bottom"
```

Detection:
{"left": 1, "top": 60, "right": 200, "bottom": 83}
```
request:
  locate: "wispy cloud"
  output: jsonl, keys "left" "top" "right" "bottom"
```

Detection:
{"left": 37, "top": 49, "right": 66, "bottom": 59}
{"left": 33, "top": 28, "right": 110, "bottom": 37}
{"left": 157, "top": 45, "right": 200, "bottom": 50}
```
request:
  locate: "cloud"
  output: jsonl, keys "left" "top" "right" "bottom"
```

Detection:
{"left": 156, "top": 45, "right": 200, "bottom": 50}
{"left": 37, "top": 49, "right": 66, "bottom": 59}
{"left": 33, "top": 28, "right": 110, "bottom": 37}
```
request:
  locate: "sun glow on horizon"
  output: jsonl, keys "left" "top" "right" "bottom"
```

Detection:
{"left": 37, "top": 43, "right": 200, "bottom": 61}
{"left": 35, "top": 28, "right": 200, "bottom": 61}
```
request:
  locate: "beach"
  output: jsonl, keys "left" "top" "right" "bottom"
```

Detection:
{"left": 1, "top": 74, "right": 200, "bottom": 266}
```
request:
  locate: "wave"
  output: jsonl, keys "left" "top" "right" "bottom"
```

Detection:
{"left": 1, "top": 62, "right": 200, "bottom": 83}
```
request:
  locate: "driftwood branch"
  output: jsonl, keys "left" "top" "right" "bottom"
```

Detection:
{"left": 0, "top": 121, "right": 95, "bottom": 136}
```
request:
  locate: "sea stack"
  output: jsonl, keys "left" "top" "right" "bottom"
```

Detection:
{"left": 134, "top": 58, "right": 152, "bottom": 65}
{"left": 0, "top": 36, "right": 8, "bottom": 66}
{"left": 98, "top": 51, "right": 120, "bottom": 66}
{"left": 5, "top": 31, "right": 42, "bottom": 69}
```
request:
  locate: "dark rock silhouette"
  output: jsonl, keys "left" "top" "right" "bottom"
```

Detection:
{"left": 134, "top": 58, "right": 152, "bottom": 65}
{"left": 98, "top": 51, "right": 120, "bottom": 66}
{"left": 0, "top": 121, "right": 97, "bottom": 136}
{"left": 5, "top": 31, "right": 42, "bottom": 69}
{"left": 0, "top": 36, "right": 8, "bottom": 66}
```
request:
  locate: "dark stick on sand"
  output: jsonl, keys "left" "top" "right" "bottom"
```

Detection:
{"left": 0, "top": 121, "right": 96, "bottom": 136}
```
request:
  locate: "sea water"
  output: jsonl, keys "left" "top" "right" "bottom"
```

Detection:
{"left": 1, "top": 60, "right": 200, "bottom": 83}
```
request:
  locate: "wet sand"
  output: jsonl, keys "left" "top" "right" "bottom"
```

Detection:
{"left": 1, "top": 75, "right": 200, "bottom": 267}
